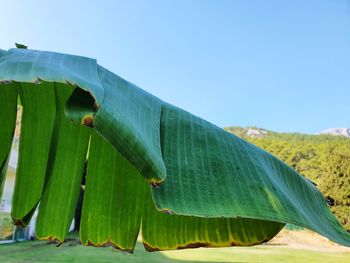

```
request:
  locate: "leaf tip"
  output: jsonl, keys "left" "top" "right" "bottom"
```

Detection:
{"left": 15, "top": 43, "right": 28, "bottom": 49}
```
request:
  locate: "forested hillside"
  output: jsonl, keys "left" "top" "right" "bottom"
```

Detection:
{"left": 225, "top": 126, "right": 350, "bottom": 230}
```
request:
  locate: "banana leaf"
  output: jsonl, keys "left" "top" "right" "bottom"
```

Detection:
{"left": 0, "top": 83, "right": 17, "bottom": 198}
{"left": 0, "top": 47, "right": 349, "bottom": 252}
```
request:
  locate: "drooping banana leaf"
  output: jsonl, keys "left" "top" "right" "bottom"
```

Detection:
{"left": 36, "top": 84, "right": 90, "bottom": 241}
{"left": 80, "top": 131, "right": 283, "bottom": 252}
{"left": 79, "top": 131, "right": 145, "bottom": 252}
{"left": 0, "top": 47, "right": 349, "bottom": 252}
{"left": 12, "top": 82, "right": 56, "bottom": 226}
{"left": 142, "top": 183, "right": 284, "bottom": 251}
{"left": 0, "top": 83, "right": 17, "bottom": 199}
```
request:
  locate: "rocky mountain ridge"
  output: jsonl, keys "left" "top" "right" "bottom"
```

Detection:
{"left": 318, "top": 128, "right": 350, "bottom": 138}
{"left": 224, "top": 126, "right": 350, "bottom": 139}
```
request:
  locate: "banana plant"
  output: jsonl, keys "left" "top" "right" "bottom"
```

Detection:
{"left": 0, "top": 46, "right": 349, "bottom": 252}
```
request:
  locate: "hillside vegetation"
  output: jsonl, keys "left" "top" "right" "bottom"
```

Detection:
{"left": 225, "top": 127, "right": 350, "bottom": 230}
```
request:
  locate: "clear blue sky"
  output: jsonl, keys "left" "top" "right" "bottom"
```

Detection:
{"left": 1, "top": 0, "right": 349, "bottom": 134}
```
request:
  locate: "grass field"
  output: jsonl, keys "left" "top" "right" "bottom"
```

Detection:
{"left": 0, "top": 230, "right": 349, "bottom": 263}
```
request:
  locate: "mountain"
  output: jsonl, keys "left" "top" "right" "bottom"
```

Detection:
{"left": 318, "top": 128, "right": 350, "bottom": 138}
{"left": 224, "top": 126, "right": 270, "bottom": 138}
{"left": 225, "top": 126, "right": 350, "bottom": 139}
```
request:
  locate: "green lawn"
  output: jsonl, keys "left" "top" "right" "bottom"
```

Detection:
{"left": 0, "top": 237, "right": 349, "bottom": 263}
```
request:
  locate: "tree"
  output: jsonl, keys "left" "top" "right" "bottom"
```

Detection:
{"left": 0, "top": 46, "right": 349, "bottom": 252}
{"left": 320, "top": 144, "right": 350, "bottom": 230}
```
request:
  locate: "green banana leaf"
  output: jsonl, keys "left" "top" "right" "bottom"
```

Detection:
{"left": 0, "top": 83, "right": 17, "bottom": 198}
{"left": 0, "top": 47, "right": 349, "bottom": 252}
